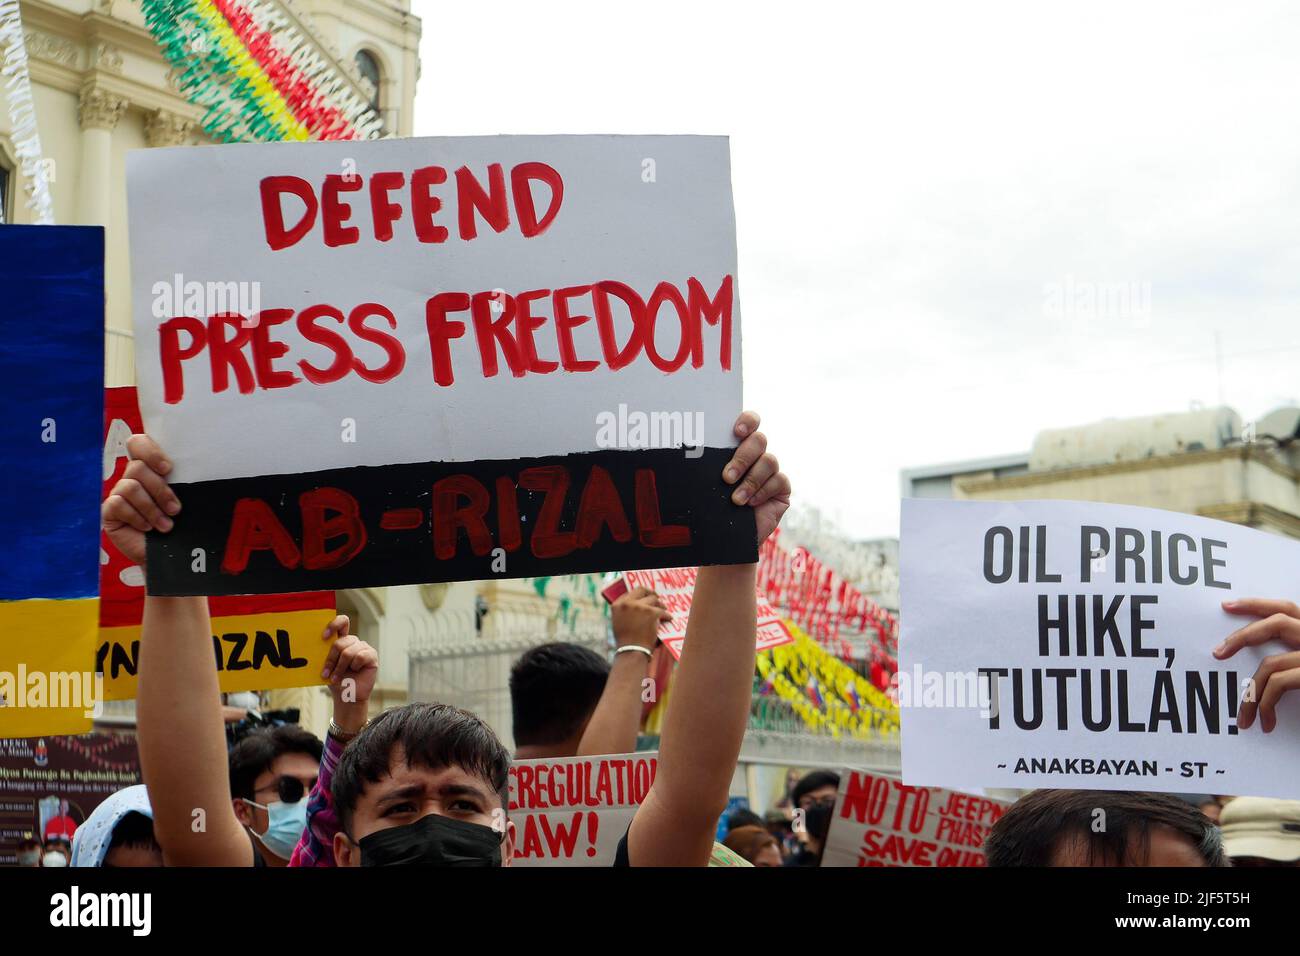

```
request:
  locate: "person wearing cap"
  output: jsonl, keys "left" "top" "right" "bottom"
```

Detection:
{"left": 1219, "top": 797, "right": 1300, "bottom": 866}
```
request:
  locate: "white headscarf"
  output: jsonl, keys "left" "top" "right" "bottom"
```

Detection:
{"left": 70, "top": 785, "right": 154, "bottom": 867}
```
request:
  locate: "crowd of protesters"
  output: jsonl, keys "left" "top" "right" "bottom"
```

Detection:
{"left": 9, "top": 409, "right": 1300, "bottom": 869}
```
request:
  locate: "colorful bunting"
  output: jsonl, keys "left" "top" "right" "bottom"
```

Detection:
{"left": 138, "top": 0, "right": 383, "bottom": 144}
{"left": 754, "top": 625, "right": 900, "bottom": 740}
{"left": 757, "top": 529, "right": 899, "bottom": 679}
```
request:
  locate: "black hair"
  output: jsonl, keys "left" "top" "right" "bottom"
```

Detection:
{"left": 107, "top": 811, "right": 160, "bottom": 855}
{"left": 726, "top": 808, "right": 765, "bottom": 832}
{"left": 228, "top": 724, "right": 323, "bottom": 801}
{"left": 332, "top": 702, "right": 511, "bottom": 837}
{"left": 509, "top": 642, "right": 609, "bottom": 747}
{"left": 984, "top": 789, "right": 1229, "bottom": 867}
{"left": 791, "top": 770, "right": 841, "bottom": 808}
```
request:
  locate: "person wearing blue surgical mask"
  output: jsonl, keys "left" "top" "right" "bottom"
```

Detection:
{"left": 229, "top": 725, "right": 321, "bottom": 866}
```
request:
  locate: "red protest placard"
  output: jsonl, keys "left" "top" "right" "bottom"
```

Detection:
{"left": 602, "top": 566, "right": 794, "bottom": 660}
{"left": 820, "top": 768, "right": 1009, "bottom": 867}
{"left": 507, "top": 752, "right": 657, "bottom": 866}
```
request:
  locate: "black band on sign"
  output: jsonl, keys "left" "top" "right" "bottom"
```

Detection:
{"left": 145, "top": 446, "right": 758, "bottom": 596}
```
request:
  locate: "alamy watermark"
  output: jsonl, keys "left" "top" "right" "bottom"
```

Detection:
{"left": 1043, "top": 274, "right": 1151, "bottom": 326}
{"left": 893, "top": 664, "right": 998, "bottom": 719}
{"left": 0, "top": 667, "right": 103, "bottom": 718}
{"left": 595, "top": 403, "right": 704, "bottom": 458}
{"left": 50, "top": 887, "right": 150, "bottom": 936}
{"left": 151, "top": 273, "right": 262, "bottom": 326}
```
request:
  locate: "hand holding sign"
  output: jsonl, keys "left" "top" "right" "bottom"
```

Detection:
{"left": 611, "top": 588, "right": 672, "bottom": 652}
{"left": 100, "top": 434, "right": 180, "bottom": 567}
{"left": 901, "top": 498, "right": 1300, "bottom": 799}
{"left": 1216, "top": 598, "right": 1300, "bottom": 733}
{"left": 99, "top": 397, "right": 338, "bottom": 701}
{"left": 722, "top": 410, "right": 790, "bottom": 544}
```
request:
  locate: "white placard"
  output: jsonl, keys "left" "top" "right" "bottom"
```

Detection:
{"left": 507, "top": 752, "right": 656, "bottom": 866}
{"left": 821, "top": 768, "right": 1007, "bottom": 867}
{"left": 900, "top": 498, "right": 1300, "bottom": 798}
{"left": 127, "top": 135, "right": 740, "bottom": 483}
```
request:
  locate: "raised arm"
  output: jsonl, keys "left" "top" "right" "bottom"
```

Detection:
{"left": 104, "top": 435, "right": 251, "bottom": 866}
{"left": 577, "top": 588, "right": 670, "bottom": 756}
{"left": 289, "top": 620, "right": 377, "bottom": 867}
{"left": 139, "top": 595, "right": 253, "bottom": 865}
{"left": 627, "top": 411, "right": 790, "bottom": 866}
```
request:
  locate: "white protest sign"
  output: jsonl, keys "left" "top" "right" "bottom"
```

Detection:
{"left": 603, "top": 566, "right": 794, "bottom": 658}
{"left": 507, "top": 751, "right": 656, "bottom": 866}
{"left": 900, "top": 498, "right": 1300, "bottom": 798}
{"left": 126, "top": 136, "right": 755, "bottom": 595}
{"left": 820, "top": 768, "right": 1008, "bottom": 867}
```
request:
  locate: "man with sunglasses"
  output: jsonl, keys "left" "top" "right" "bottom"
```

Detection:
{"left": 114, "top": 410, "right": 791, "bottom": 866}
{"left": 222, "top": 615, "right": 375, "bottom": 866}
{"left": 229, "top": 724, "right": 322, "bottom": 866}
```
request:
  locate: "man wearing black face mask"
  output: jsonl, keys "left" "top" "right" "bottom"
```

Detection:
{"left": 330, "top": 702, "right": 514, "bottom": 866}
{"left": 119, "top": 411, "right": 791, "bottom": 867}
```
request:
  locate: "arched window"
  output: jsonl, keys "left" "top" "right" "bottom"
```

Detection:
{"left": 355, "top": 49, "right": 382, "bottom": 112}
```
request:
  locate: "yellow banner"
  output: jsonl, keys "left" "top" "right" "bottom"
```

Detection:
{"left": 98, "top": 607, "right": 338, "bottom": 700}
{"left": 0, "top": 599, "right": 98, "bottom": 738}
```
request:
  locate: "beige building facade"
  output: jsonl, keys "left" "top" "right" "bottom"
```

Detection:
{"left": 905, "top": 406, "right": 1300, "bottom": 540}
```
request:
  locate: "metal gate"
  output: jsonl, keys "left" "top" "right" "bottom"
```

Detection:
{"left": 408, "top": 598, "right": 607, "bottom": 753}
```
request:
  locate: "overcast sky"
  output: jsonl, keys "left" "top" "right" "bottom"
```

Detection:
{"left": 412, "top": 0, "right": 1300, "bottom": 540}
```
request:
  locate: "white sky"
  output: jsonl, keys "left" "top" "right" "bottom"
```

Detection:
{"left": 412, "top": 0, "right": 1300, "bottom": 540}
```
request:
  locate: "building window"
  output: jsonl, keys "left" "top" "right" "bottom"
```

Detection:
{"left": 355, "top": 50, "right": 382, "bottom": 112}
{"left": 0, "top": 164, "right": 9, "bottom": 224}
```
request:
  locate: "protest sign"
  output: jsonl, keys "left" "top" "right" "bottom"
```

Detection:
{"left": 0, "top": 733, "right": 141, "bottom": 865}
{"left": 0, "top": 226, "right": 104, "bottom": 738}
{"left": 900, "top": 498, "right": 1300, "bottom": 798}
{"left": 127, "top": 136, "right": 753, "bottom": 596}
{"left": 821, "top": 768, "right": 1007, "bottom": 867}
{"left": 507, "top": 751, "right": 657, "bottom": 866}
{"left": 98, "top": 388, "right": 337, "bottom": 698}
{"left": 602, "top": 566, "right": 793, "bottom": 659}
